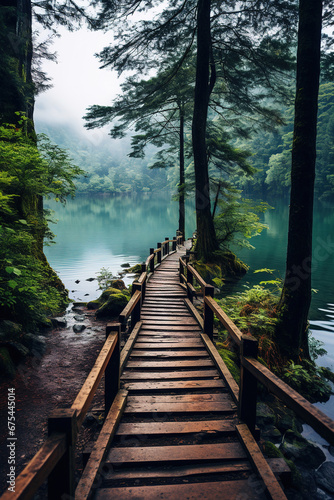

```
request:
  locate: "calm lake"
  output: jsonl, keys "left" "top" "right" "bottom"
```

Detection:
{"left": 44, "top": 193, "right": 334, "bottom": 426}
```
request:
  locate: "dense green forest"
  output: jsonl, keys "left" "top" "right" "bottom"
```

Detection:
{"left": 35, "top": 122, "right": 168, "bottom": 194}
{"left": 37, "top": 81, "right": 334, "bottom": 202}
{"left": 36, "top": 83, "right": 334, "bottom": 200}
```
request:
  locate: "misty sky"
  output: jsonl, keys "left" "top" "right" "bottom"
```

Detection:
{"left": 34, "top": 27, "right": 120, "bottom": 140}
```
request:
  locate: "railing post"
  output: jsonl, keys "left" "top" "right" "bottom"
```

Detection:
{"left": 157, "top": 242, "right": 162, "bottom": 264}
{"left": 204, "top": 285, "right": 214, "bottom": 341}
{"left": 48, "top": 408, "right": 77, "bottom": 499}
{"left": 165, "top": 237, "right": 169, "bottom": 255}
{"left": 179, "top": 257, "right": 184, "bottom": 284}
{"left": 149, "top": 248, "right": 155, "bottom": 273}
{"left": 239, "top": 334, "right": 258, "bottom": 437}
{"left": 187, "top": 264, "right": 194, "bottom": 303}
{"left": 131, "top": 283, "right": 142, "bottom": 327}
{"left": 105, "top": 323, "right": 121, "bottom": 413}
{"left": 141, "top": 263, "right": 147, "bottom": 301}
{"left": 172, "top": 237, "right": 177, "bottom": 251}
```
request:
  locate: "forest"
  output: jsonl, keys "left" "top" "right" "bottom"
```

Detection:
{"left": 1, "top": 0, "right": 333, "bottom": 358}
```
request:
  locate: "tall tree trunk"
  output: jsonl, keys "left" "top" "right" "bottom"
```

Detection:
{"left": 192, "top": 0, "right": 218, "bottom": 260}
{"left": 1, "top": 0, "right": 54, "bottom": 263}
{"left": 179, "top": 110, "right": 185, "bottom": 237}
{"left": 276, "top": 0, "right": 322, "bottom": 360}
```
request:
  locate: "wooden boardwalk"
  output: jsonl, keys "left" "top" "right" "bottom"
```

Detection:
{"left": 91, "top": 247, "right": 287, "bottom": 499}
{"left": 5, "top": 238, "right": 334, "bottom": 500}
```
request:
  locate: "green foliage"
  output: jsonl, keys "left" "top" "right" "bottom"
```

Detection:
{"left": 216, "top": 344, "right": 240, "bottom": 385}
{"left": 233, "top": 82, "right": 334, "bottom": 200}
{"left": 216, "top": 283, "right": 280, "bottom": 367}
{"left": 214, "top": 191, "right": 272, "bottom": 250}
{"left": 281, "top": 359, "right": 333, "bottom": 403}
{"left": 0, "top": 123, "right": 84, "bottom": 328}
{"left": 96, "top": 267, "right": 115, "bottom": 290}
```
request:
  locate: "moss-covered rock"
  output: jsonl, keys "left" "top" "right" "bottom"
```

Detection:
{"left": 96, "top": 293, "right": 129, "bottom": 318}
{"left": 108, "top": 279, "right": 127, "bottom": 291}
{"left": 256, "top": 402, "right": 276, "bottom": 427}
{"left": 0, "top": 347, "right": 16, "bottom": 378}
{"left": 0, "top": 320, "right": 22, "bottom": 341}
{"left": 125, "top": 263, "right": 142, "bottom": 274}
{"left": 280, "top": 432, "right": 326, "bottom": 469}
{"left": 87, "top": 299, "right": 100, "bottom": 310}
{"left": 100, "top": 287, "right": 129, "bottom": 301}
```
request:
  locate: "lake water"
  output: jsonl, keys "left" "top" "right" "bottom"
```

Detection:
{"left": 44, "top": 193, "right": 334, "bottom": 423}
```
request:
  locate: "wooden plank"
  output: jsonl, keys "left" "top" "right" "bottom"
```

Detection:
{"left": 0, "top": 433, "right": 67, "bottom": 500}
{"left": 124, "top": 401, "right": 236, "bottom": 413}
{"left": 95, "top": 480, "right": 266, "bottom": 499}
{"left": 140, "top": 325, "right": 201, "bottom": 331}
{"left": 140, "top": 314, "right": 189, "bottom": 318}
{"left": 106, "top": 442, "right": 245, "bottom": 465}
{"left": 127, "top": 393, "right": 230, "bottom": 403}
{"left": 71, "top": 332, "right": 118, "bottom": 427}
{"left": 74, "top": 390, "right": 128, "bottom": 500}
{"left": 132, "top": 342, "right": 203, "bottom": 349}
{"left": 142, "top": 305, "right": 186, "bottom": 309}
{"left": 121, "top": 369, "right": 220, "bottom": 380}
{"left": 126, "top": 359, "right": 214, "bottom": 368}
{"left": 104, "top": 461, "right": 250, "bottom": 480}
{"left": 242, "top": 356, "right": 334, "bottom": 446}
{"left": 135, "top": 337, "right": 202, "bottom": 343}
{"left": 130, "top": 350, "right": 208, "bottom": 358}
{"left": 201, "top": 333, "right": 240, "bottom": 405}
{"left": 144, "top": 293, "right": 184, "bottom": 305}
{"left": 122, "top": 379, "right": 225, "bottom": 391}
{"left": 138, "top": 331, "right": 200, "bottom": 337}
{"left": 141, "top": 319, "right": 198, "bottom": 324}
{"left": 116, "top": 419, "right": 235, "bottom": 436}
{"left": 120, "top": 321, "right": 142, "bottom": 374}
{"left": 236, "top": 423, "right": 287, "bottom": 500}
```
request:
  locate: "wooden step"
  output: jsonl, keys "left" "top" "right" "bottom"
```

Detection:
{"left": 106, "top": 442, "right": 246, "bottom": 466}
{"left": 124, "top": 400, "right": 236, "bottom": 414}
{"left": 95, "top": 479, "right": 267, "bottom": 499}
{"left": 132, "top": 342, "right": 203, "bottom": 349}
{"left": 122, "top": 379, "right": 226, "bottom": 391}
{"left": 127, "top": 394, "right": 229, "bottom": 404}
{"left": 121, "top": 369, "right": 220, "bottom": 380}
{"left": 126, "top": 359, "right": 215, "bottom": 369}
{"left": 116, "top": 419, "right": 236, "bottom": 436}
{"left": 129, "top": 350, "right": 208, "bottom": 358}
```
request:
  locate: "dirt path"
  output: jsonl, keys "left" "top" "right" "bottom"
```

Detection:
{"left": 0, "top": 304, "right": 109, "bottom": 496}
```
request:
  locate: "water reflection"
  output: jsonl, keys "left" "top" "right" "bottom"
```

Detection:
{"left": 44, "top": 193, "right": 196, "bottom": 302}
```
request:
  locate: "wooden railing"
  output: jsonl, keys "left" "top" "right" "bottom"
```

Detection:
{"left": 180, "top": 255, "right": 334, "bottom": 446}
{"left": 0, "top": 232, "right": 184, "bottom": 500}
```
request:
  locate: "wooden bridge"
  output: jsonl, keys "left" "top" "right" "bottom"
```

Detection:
{"left": 2, "top": 234, "right": 334, "bottom": 500}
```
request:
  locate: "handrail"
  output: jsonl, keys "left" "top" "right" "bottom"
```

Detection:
{"left": 187, "top": 263, "right": 207, "bottom": 290}
{"left": 242, "top": 356, "right": 334, "bottom": 445}
{"left": 71, "top": 331, "right": 119, "bottom": 428}
{"left": 204, "top": 295, "right": 242, "bottom": 346}
{"left": 119, "top": 290, "right": 141, "bottom": 325}
{"left": 179, "top": 255, "right": 334, "bottom": 447}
